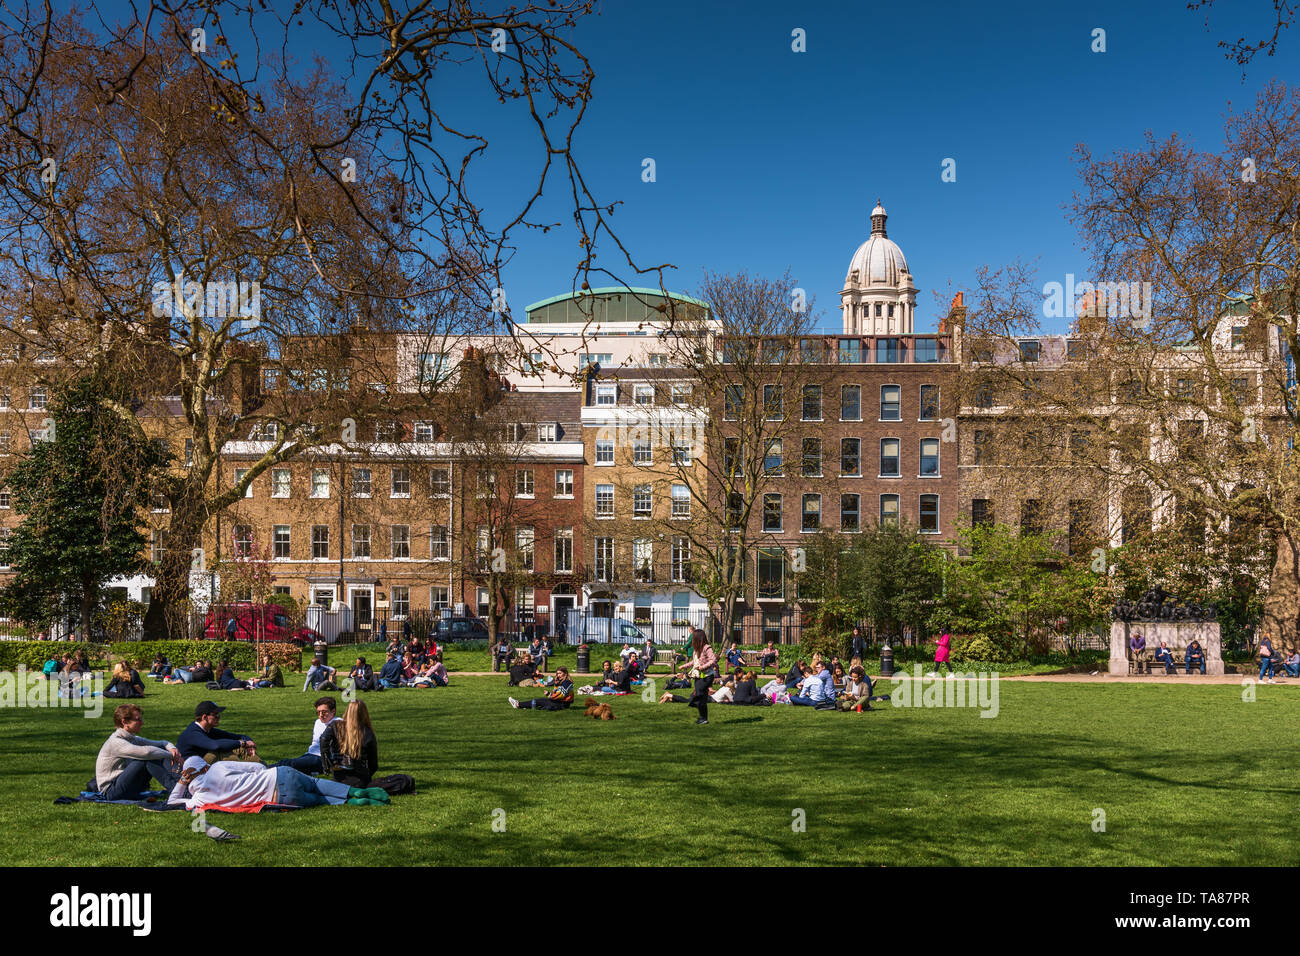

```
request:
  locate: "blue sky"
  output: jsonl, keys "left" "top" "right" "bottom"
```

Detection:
{"left": 433, "top": 0, "right": 1299, "bottom": 333}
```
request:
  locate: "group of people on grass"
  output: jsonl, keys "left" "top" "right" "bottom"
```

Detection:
{"left": 92, "top": 697, "right": 394, "bottom": 811}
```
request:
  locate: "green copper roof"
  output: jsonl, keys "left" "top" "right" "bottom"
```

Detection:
{"left": 524, "top": 286, "right": 710, "bottom": 316}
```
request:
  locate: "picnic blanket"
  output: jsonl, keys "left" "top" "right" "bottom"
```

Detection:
{"left": 54, "top": 791, "right": 299, "bottom": 813}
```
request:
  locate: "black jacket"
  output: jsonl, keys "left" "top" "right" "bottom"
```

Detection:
{"left": 321, "top": 724, "right": 378, "bottom": 786}
{"left": 177, "top": 721, "right": 249, "bottom": 758}
{"left": 733, "top": 679, "right": 761, "bottom": 705}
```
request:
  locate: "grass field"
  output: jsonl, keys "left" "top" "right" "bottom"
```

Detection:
{"left": 1, "top": 673, "right": 1296, "bottom": 866}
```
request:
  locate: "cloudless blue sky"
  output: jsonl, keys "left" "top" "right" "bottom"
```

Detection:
{"left": 434, "top": 0, "right": 1298, "bottom": 334}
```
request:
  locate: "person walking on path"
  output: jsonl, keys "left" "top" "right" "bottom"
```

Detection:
{"left": 930, "top": 632, "right": 954, "bottom": 677}
{"left": 686, "top": 628, "right": 719, "bottom": 725}
{"left": 1258, "top": 633, "right": 1276, "bottom": 683}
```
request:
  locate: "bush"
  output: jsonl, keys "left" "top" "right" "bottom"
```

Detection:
{"left": 0, "top": 641, "right": 111, "bottom": 670}
{"left": 951, "top": 635, "right": 1017, "bottom": 665}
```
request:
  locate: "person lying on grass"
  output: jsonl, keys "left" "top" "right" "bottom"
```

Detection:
{"left": 509, "top": 667, "right": 574, "bottom": 710}
{"left": 169, "top": 757, "right": 390, "bottom": 810}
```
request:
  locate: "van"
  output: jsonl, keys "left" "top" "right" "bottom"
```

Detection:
{"left": 577, "top": 617, "right": 648, "bottom": 645}
{"left": 204, "top": 603, "right": 320, "bottom": 645}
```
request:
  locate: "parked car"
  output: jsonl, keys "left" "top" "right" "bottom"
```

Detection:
{"left": 204, "top": 603, "right": 319, "bottom": 646}
{"left": 576, "top": 617, "right": 649, "bottom": 645}
{"left": 433, "top": 617, "right": 491, "bottom": 642}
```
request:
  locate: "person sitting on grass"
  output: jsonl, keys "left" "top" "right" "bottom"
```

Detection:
{"left": 732, "top": 671, "right": 763, "bottom": 705}
{"left": 178, "top": 701, "right": 257, "bottom": 759}
{"left": 597, "top": 659, "right": 614, "bottom": 685}
{"left": 274, "top": 697, "right": 340, "bottom": 774}
{"left": 105, "top": 661, "right": 145, "bottom": 699}
{"left": 1185, "top": 640, "right": 1206, "bottom": 675}
{"left": 509, "top": 667, "right": 574, "bottom": 711}
{"left": 398, "top": 652, "right": 420, "bottom": 686}
{"left": 252, "top": 654, "right": 283, "bottom": 688}
{"left": 95, "top": 704, "right": 182, "bottom": 800}
{"left": 838, "top": 666, "right": 875, "bottom": 712}
{"left": 320, "top": 700, "right": 380, "bottom": 787}
{"left": 508, "top": 652, "right": 539, "bottom": 687}
{"left": 148, "top": 654, "right": 171, "bottom": 680}
{"left": 377, "top": 652, "right": 404, "bottom": 689}
{"left": 604, "top": 660, "right": 632, "bottom": 693}
{"left": 302, "top": 656, "right": 338, "bottom": 692}
{"left": 385, "top": 636, "right": 404, "bottom": 660}
{"left": 349, "top": 657, "right": 378, "bottom": 692}
{"left": 169, "top": 756, "right": 390, "bottom": 810}
{"left": 830, "top": 661, "right": 848, "bottom": 692}
{"left": 788, "top": 664, "right": 829, "bottom": 707}
{"left": 411, "top": 659, "right": 448, "bottom": 687}
{"left": 1154, "top": 641, "right": 1177, "bottom": 675}
{"left": 408, "top": 636, "right": 427, "bottom": 664}
{"left": 215, "top": 660, "right": 246, "bottom": 691}
{"left": 626, "top": 652, "right": 643, "bottom": 681}
{"left": 784, "top": 657, "right": 806, "bottom": 690}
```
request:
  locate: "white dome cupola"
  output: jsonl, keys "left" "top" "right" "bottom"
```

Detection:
{"left": 841, "top": 199, "right": 918, "bottom": 335}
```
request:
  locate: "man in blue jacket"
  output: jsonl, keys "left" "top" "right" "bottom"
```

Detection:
{"left": 1185, "top": 640, "right": 1206, "bottom": 675}
{"left": 178, "top": 701, "right": 256, "bottom": 759}
{"left": 378, "top": 652, "right": 404, "bottom": 689}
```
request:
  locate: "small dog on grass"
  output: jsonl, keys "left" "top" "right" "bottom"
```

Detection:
{"left": 583, "top": 697, "right": 616, "bottom": 720}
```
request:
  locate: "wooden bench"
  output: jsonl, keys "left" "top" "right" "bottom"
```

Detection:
{"left": 1129, "top": 653, "right": 1196, "bottom": 675}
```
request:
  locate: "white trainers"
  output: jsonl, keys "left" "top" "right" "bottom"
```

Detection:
{"left": 925, "top": 672, "right": 938, "bottom": 678}
{"left": 508, "top": 697, "right": 520, "bottom": 708}
{"left": 945, "top": 673, "right": 955, "bottom": 679}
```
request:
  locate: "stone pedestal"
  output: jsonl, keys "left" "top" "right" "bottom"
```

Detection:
{"left": 1109, "top": 621, "right": 1222, "bottom": 676}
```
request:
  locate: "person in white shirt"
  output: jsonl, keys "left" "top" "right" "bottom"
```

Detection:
{"left": 274, "top": 697, "right": 341, "bottom": 773}
{"left": 168, "top": 757, "right": 391, "bottom": 810}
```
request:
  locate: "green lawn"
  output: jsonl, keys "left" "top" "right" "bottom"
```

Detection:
{"left": 1, "top": 674, "right": 1296, "bottom": 866}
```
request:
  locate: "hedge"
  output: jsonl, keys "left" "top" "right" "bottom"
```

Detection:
{"left": 0, "top": 640, "right": 303, "bottom": 672}
{"left": 0, "top": 642, "right": 112, "bottom": 671}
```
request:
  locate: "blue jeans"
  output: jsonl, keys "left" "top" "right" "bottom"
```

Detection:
{"left": 1285, "top": 662, "right": 1300, "bottom": 678}
{"left": 274, "top": 753, "right": 324, "bottom": 774}
{"left": 1186, "top": 659, "right": 1205, "bottom": 674}
{"left": 789, "top": 694, "right": 821, "bottom": 707}
{"left": 175, "top": 667, "right": 193, "bottom": 683}
{"left": 273, "top": 766, "right": 350, "bottom": 806}
{"left": 378, "top": 678, "right": 401, "bottom": 689}
{"left": 101, "top": 759, "right": 179, "bottom": 800}
{"left": 1259, "top": 658, "right": 1274, "bottom": 680}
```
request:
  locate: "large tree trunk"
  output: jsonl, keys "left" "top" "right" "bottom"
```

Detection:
{"left": 144, "top": 506, "right": 206, "bottom": 640}
{"left": 1261, "top": 529, "right": 1300, "bottom": 649}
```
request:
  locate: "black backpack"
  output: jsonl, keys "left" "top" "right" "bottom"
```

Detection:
{"left": 370, "top": 773, "right": 416, "bottom": 796}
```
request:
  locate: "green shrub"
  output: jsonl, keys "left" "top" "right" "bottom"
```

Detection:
{"left": 951, "top": 635, "right": 1017, "bottom": 665}
{"left": 0, "top": 641, "right": 111, "bottom": 670}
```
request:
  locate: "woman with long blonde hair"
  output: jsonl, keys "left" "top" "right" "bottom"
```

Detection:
{"left": 320, "top": 700, "right": 379, "bottom": 787}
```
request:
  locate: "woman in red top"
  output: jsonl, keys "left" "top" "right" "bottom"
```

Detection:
{"left": 686, "top": 629, "right": 719, "bottom": 725}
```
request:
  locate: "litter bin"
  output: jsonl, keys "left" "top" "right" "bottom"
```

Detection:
{"left": 880, "top": 643, "right": 894, "bottom": 679}
{"left": 576, "top": 645, "right": 590, "bottom": 673}
{"left": 313, "top": 639, "right": 328, "bottom": 666}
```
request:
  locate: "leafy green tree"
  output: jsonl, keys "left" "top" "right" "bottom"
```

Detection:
{"left": 0, "top": 376, "right": 165, "bottom": 635}
{"left": 937, "top": 523, "right": 1108, "bottom": 658}
{"left": 851, "top": 524, "right": 943, "bottom": 643}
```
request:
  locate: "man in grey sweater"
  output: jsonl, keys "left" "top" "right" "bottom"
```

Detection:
{"left": 94, "top": 704, "right": 182, "bottom": 800}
